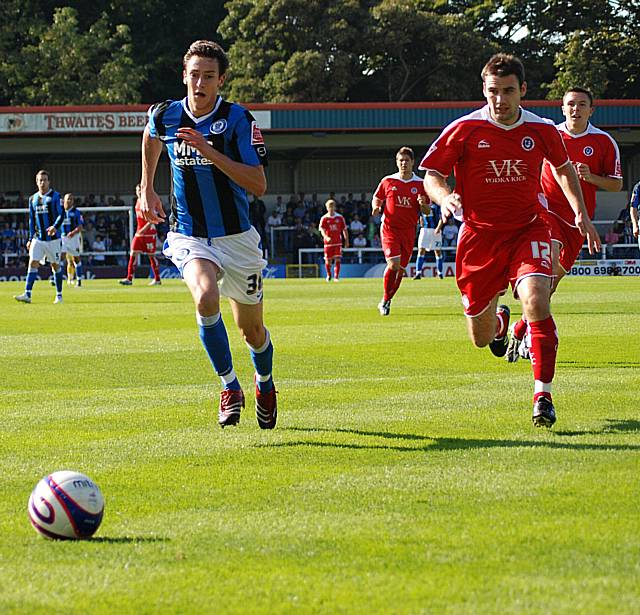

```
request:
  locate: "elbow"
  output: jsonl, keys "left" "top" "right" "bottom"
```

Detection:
{"left": 253, "top": 181, "right": 267, "bottom": 198}
{"left": 610, "top": 179, "right": 623, "bottom": 193}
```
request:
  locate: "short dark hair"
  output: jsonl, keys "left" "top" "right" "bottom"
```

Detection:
{"left": 35, "top": 169, "right": 49, "bottom": 179}
{"left": 481, "top": 53, "right": 525, "bottom": 87}
{"left": 396, "top": 147, "right": 415, "bottom": 160}
{"left": 183, "top": 40, "right": 229, "bottom": 75}
{"left": 564, "top": 86, "right": 594, "bottom": 106}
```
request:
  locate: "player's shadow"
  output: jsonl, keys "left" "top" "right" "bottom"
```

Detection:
{"left": 265, "top": 426, "right": 640, "bottom": 452}
{"left": 554, "top": 418, "right": 640, "bottom": 437}
{"left": 89, "top": 536, "right": 169, "bottom": 544}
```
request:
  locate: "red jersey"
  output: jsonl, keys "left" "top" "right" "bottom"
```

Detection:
{"left": 373, "top": 172, "right": 426, "bottom": 232}
{"left": 419, "top": 106, "right": 569, "bottom": 233}
{"left": 135, "top": 199, "right": 156, "bottom": 237}
{"left": 319, "top": 213, "right": 346, "bottom": 246}
{"left": 540, "top": 122, "right": 622, "bottom": 222}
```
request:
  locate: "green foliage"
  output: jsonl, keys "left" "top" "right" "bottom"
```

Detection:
{"left": 1, "top": 277, "right": 640, "bottom": 612}
{"left": 546, "top": 31, "right": 609, "bottom": 99}
{"left": 5, "top": 7, "right": 144, "bottom": 105}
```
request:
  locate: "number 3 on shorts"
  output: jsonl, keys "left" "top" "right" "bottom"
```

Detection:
{"left": 530, "top": 240, "right": 550, "bottom": 260}
{"left": 246, "top": 273, "right": 263, "bottom": 296}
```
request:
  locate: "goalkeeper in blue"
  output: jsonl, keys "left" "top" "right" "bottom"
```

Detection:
{"left": 14, "top": 169, "right": 64, "bottom": 304}
{"left": 138, "top": 40, "right": 277, "bottom": 430}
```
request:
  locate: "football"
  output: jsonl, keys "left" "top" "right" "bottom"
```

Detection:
{"left": 28, "top": 470, "right": 104, "bottom": 540}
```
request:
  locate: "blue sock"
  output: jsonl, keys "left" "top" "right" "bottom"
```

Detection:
{"left": 436, "top": 255, "right": 444, "bottom": 276}
{"left": 248, "top": 329, "right": 274, "bottom": 392}
{"left": 54, "top": 270, "right": 63, "bottom": 295}
{"left": 75, "top": 262, "right": 83, "bottom": 280}
{"left": 197, "top": 312, "right": 240, "bottom": 390}
{"left": 415, "top": 254, "right": 425, "bottom": 273}
{"left": 25, "top": 268, "right": 38, "bottom": 296}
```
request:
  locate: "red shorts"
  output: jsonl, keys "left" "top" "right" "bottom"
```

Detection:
{"left": 456, "top": 220, "right": 553, "bottom": 317}
{"left": 542, "top": 210, "right": 584, "bottom": 273}
{"left": 324, "top": 244, "right": 343, "bottom": 259}
{"left": 380, "top": 225, "right": 415, "bottom": 268}
{"left": 132, "top": 234, "right": 157, "bottom": 254}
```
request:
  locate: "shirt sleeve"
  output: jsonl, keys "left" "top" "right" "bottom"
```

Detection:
{"left": 233, "top": 110, "right": 268, "bottom": 167}
{"left": 418, "top": 122, "right": 465, "bottom": 177}
{"left": 52, "top": 193, "right": 65, "bottom": 229}
{"left": 631, "top": 183, "right": 640, "bottom": 209}
{"left": 603, "top": 136, "right": 623, "bottom": 179}
{"left": 146, "top": 101, "right": 170, "bottom": 140}
{"left": 373, "top": 179, "right": 386, "bottom": 201}
{"left": 542, "top": 124, "right": 570, "bottom": 169}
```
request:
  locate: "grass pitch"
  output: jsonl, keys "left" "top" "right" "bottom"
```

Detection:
{"left": 1, "top": 276, "right": 638, "bottom": 614}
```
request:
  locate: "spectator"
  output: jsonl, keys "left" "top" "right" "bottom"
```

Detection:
{"left": 266, "top": 209, "right": 282, "bottom": 230}
{"left": 442, "top": 218, "right": 459, "bottom": 246}
{"left": 353, "top": 232, "right": 367, "bottom": 248}
{"left": 274, "top": 195, "right": 286, "bottom": 215}
{"left": 349, "top": 213, "right": 366, "bottom": 237}
{"left": 92, "top": 234, "right": 106, "bottom": 264}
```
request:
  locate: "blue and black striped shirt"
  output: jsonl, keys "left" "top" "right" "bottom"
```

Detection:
{"left": 147, "top": 96, "right": 268, "bottom": 238}
{"left": 61, "top": 207, "right": 84, "bottom": 236}
{"left": 28, "top": 189, "right": 64, "bottom": 241}
{"left": 421, "top": 204, "right": 442, "bottom": 229}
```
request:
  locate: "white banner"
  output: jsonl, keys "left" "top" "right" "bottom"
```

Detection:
{"left": 0, "top": 109, "right": 271, "bottom": 134}
{"left": 567, "top": 259, "right": 640, "bottom": 276}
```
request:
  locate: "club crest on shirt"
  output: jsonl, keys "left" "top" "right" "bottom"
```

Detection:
{"left": 583, "top": 146, "right": 594, "bottom": 157}
{"left": 251, "top": 121, "right": 265, "bottom": 145}
{"left": 411, "top": 187, "right": 418, "bottom": 194}
{"left": 521, "top": 136, "right": 535, "bottom": 151}
{"left": 209, "top": 119, "right": 227, "bottom": 135}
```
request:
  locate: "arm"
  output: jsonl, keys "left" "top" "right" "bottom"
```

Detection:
{"left": 631, "top": 207, "right": 639, "bottom": 238}
{"left": 175, "top": 127, "right": 266, "bottom": 196}
{"left": 553, "top": 162, "right": 601, "bottom": 253}
{"left": 140, "top": 126, "right": 166, "bottom": 224}
{"left": 423, "top": 172, "right": 462, "bottom": 223}
{"left": 574, "top": 163, "right": 623, "bottom": 192}
{"left": 69, "top": 223, "right": 83, "bottom": 238}
{"left": 342, "top": 226, "right": 349, "bottom": 249}
{"left": 47, "top": 196, "right": 65, "bottom": 236}
{"left": 371, "top": 196, "right": 383, "bottom": 217}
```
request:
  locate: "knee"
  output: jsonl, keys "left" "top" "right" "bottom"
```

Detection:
{"left": 194, "top": 287, "right": 219, "bottom": 316}
{"left": 241, "top": 323, "right": 266, "bottom": 348}
{"left": 388, "top": 261, "right": 401, "bottom": 271}
{"left": 522, "top": 293, "right": 550, "bottom": 320}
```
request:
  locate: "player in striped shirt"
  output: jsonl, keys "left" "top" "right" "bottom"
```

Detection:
{"left": 139, "top": 40, "right": 277, "bottom": 430}
{"left": 61, "top": 193, "right": 85, "bottom": 287}
{"left": 14, "top": 170, "right": 65, "bottom": 304}
{"left": 630, "top": 179, "right": 640, "bottom": 249}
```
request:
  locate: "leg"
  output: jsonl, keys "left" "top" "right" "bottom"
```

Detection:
{"left": 66, "top": 253, "right": 75, "bottom": 283}
{"left": 333, "top": 256, "right": 341, "bottom": 281}
{"left": 183, "top": 258, "right": 243, "bottom": 427}
{"left": 15, "top": 258, "right": 40, "bottom": 302}
{"left": 51, "top": 262, "right": 63, "bottom": 301}
{"left": 324, "top": 254, "right": 332, "bottom": 281}
{"left": 465, "top": 295, "right": 501, "bottom": 348}
{"left": 550, "top": 240, "right": 565, "bottom": 295}
{"left": 228, "top": 299, "right": 277, "bottom": 430}
{"left": 74, "top": 256, "right": 83, "bottom": 286}
{"left": 123, "top": 250, "right": 138, "bottom": 283}
{"left": 148, "top": 254, "right": 161, "bottom": 283}
{"left": 435, "top": 249, "right": 444, "bottom": 279}
{"left": 379, "top": 256, "right": 402, "bottom": 315}
{"left": 517, "top": 275, "right": 557, "bottom": 427}
{"left": 414, "top": 248, "right": 426, "bottom": 279}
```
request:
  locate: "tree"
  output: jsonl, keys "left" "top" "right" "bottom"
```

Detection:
{"left": 4, "top": 7, "right": 144, "bottom": 105}
{"left": 219, "top": 0, "right": 371, "bottom": 102}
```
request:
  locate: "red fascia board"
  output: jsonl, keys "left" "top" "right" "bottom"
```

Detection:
{"left": 1, "top": 100, "right": 639, "bottom": 113}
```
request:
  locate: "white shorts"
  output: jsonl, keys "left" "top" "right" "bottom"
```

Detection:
{"left": 30, "top": 238, "right": 61, "bottom": 264}
{"left": 62, "top": 234, "right": 81, "bottom": 256}
{"left": 163, "top": 228, "right": 267, "bottom": 305}
{"left": 418, "top": 228, "right": 442, "bottom": 251}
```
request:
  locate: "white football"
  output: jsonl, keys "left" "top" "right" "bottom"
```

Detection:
{"left": 28, "top": 470, "right": 104, "bottom": 540}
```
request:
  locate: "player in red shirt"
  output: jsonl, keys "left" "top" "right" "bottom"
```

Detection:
{"left": 420, "top": 54, "right": 600, "bottom": 428}
{"left": 507, "top": 87, "right": 622, "bottom": 362}
{"left": 372, "top": 147, "right": 429, "bottom": 315}
{"left": 318, "top": 199, "right": 349, "bottom": 282}
{"left": 119, "top": 184, "right": 161, "bottom": 286}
